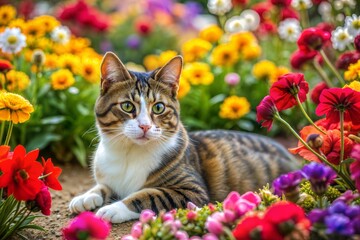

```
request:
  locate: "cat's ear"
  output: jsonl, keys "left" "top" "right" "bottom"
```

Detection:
{"left": 154, "top": 56, "right": 183, "bottom": 94}
{"left": 100, "top": 52, "right": 132, "bottom": 94}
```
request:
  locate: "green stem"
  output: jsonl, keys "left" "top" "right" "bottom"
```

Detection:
{"left": 300, "top": 9, "right": 310, "bottom": 28}
{"left": 349, "top": 134, "right": 360, "bottom": 143}
{"left": 4, "top": 121, "right": 13, "bottom": 146}
{"left": 312, "top": 60, "right": 334, "bottom": 87}
{"left": 295, "top": 94, "right": 326, "bottom": 134}
{"left": 0, "top": 121, "right": 5, "bottom": 144}
{"left": 319, "top": 49, "right": 345, "bottom": 85}
{"left": 340, "top": 111, "right": 344, "bottom": 164}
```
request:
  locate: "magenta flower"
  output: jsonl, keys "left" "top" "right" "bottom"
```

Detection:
{"left": 205, "top": 215, "right": 224, "bottom": 235}
{"left": 350, "top": 144, "right": 360, "bottom": 192}
{"left": 130, "top": 221, "right": 142, "bottom": 238}
{"left": 139, "top": 209, "right": 155, "bottom": 223}
{"left": 62, "top": 211, "right": 111, "bottom": 240}
{"left": 35, "top": 182, "right": 52, "bottom": 216}
{"left": 256, "top": 95, "right": 278, "bottom": 131}
{"left": 223, "top": 191, "right": 260, "bottom": 220}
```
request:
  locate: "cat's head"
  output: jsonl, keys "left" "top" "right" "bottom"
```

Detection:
{"left": 95, "top": 52, "right": 183, "bottom": 146}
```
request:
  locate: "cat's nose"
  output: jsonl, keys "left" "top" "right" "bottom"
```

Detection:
{"left": 139, "top": 124, "right": 151, "bottom": 133}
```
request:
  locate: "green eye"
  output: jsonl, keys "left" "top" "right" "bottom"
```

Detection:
{"left": 152, "top": 102, "right": 165, "bottom": 114}
{"left": 120, "top": 101, "right": 135, "bottom": 113}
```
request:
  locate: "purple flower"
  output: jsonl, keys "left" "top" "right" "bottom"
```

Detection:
{"left": 345, "top": 205, "right": 360, "bottom": 219}
{"left": 325, "top": 214, "right": 354, "bottom": 236}
{"left": 301, "top": 162, "right": 337, "bottom": 195}
{"left": 328, "top": 201, "right": 347, "bottom": 215}
{"left": 126, "top": 35, "right": 141, "bottom": 49}
{"left": 353, "top": 217, "right": 360, "bottom": 234}
{"left": 308, "top": 209, "right": 328, "bottom": 223}
{"left": 272, "top": 170, "right": 303, "bottom": 201}
{"left": 350, "top": 144, "right": 360, "bottom": 192}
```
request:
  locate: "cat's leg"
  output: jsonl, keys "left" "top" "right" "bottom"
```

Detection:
{"left": 69, "top": 184, "right": 112, "bottom": 213}
{"left": 96, "top": 187, "right": 208, "bottom": 223}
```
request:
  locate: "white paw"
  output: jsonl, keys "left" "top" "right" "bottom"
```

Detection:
{"left": 69, "top": 193, "right": 103, "bottom": 213}
{"left": 96, "top": 202, "right": 140, "bottom": 223}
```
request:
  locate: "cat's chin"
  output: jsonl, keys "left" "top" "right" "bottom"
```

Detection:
{"left": 130, "top": 136, "right": 154, "bottom": 145}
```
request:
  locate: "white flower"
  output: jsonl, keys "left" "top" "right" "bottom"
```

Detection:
{"left": 0, "top": 27, "right": 26, "bottom": 54}
{"left": 318, "top": 2, "right": 332, "bottom": 22}
{"left": 278, "top": 18, "right": 302, "bottom": 42}
{"left": 344, "top": 14, "right": 360, "bottom": 37}
{"left": 51, "top": 26, "right": 71, "bottom": 45}
{"left": 224, "top": 16, "right": 247, "bottom": 33}
{"left": 331, "top": 26, "right": 353, "bottom": 51}
{"left": 291, "top": 0, "right": 313, "bottom": 10}
{"left": 207, "top": 0, "right": 232, "bottom": 16}
{"left": 239, "top": 10, "right": 260, "bottom": 31}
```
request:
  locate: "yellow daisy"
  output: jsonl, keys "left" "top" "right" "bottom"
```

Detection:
{"left": 9, "top": 18, "right": 26, "bottom": 31}
{"left": 269, "top": 66, "right": 290, "bottom": 84}
{"left": 58, "top": 54, "right": 81, "bottom": 75}
{"left": 177, "top": 76, "right": 191, "bottom": 99}
{"left": 143, "top": 55, "right": 161, "bottom": 71}
{"left": 51, "top": 69, "right": 75, "bottom": 90}
{"left": 24, "top": 19, "right": 46, "bottom": 37}
{"left": 33, "top": 15, "right": 60, "bottom": 33}
{"left": 219, "top": 96, "right": 251, "bottom": 120}
{"left": 230, "top": 32, "right": 258, "bottom": 52}
{"left": 80, "top": 58, "right": 101, "bottom": 84}
{"left": 0, "top": 5, "right": 16, "bottom": 26}
{"left": 0, "top": 91, "right": 34, "bottom": 124}
{"left": 252, "top": 60, "right": 277, "bottom": 81}
{"left": 182, "top": 62, "right": 214, "bottom": 85}
{"left": 211, "top": 43, "right": 239, "bottom": 67}
{"left": 344, "top": 60, "right": 360, "bottom": 81}
{"left": 159, "top": 50, "right": 178, "bottom": 66}
{"left": 45, "top": 53, "right": 58, "bottom": 70}
{"left": 181, "top": 38, "right": 212, "bottom": 62}
{"left": 199, "top": 25, "right": 223, "bottom": 43}
{"left": 241, "top": 44, "right": 262, "bottom": 60}
{"left": 344, "top": 81, "right": 360, "bottom": 92}
{"left": 2, "top": 70, "right": 30, "bottom": 92}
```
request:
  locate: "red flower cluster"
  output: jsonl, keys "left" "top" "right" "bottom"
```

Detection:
{"left": 57, "top": 0, "right": 110, "bottom": 32}
{"left": 233, "top": 201, "right": 310, "bottom": 240}
{"left": 0, "top": 145, "right": 62, "bottom": 215}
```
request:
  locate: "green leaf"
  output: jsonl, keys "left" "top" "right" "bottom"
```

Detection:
{"left": 72, "top": 135, "right": 87, "bottom": 167}
{"left": 341, "top": 158, "right": 355, "bottom": 165}
{"left": 26, "top": 133, "right": 62, "bottom": 150}
{"left": 237, "top": 120, "right": 255, "bottom": 131}
{"left": 40, "top": 116, "right": 66, "bottom": 125}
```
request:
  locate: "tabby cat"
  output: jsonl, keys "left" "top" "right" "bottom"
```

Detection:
{"left": 69, "top": 52, "right": 298, "bottom": 223}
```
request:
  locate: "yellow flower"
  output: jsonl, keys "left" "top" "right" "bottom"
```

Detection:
{"left": 182, "top": 62, "right": 214, "bottom": 85}
{"left": 211, "top": 43, "right": 239, "bottom": 67}
{"left": 269, "top": 66, "right": 290, "bottom": 84}
{"left": 24, "top": 19, "right": 46, "bottom": 37}
{"left": 51, "top": 69, "right": 75, "bottom": 90}
{"left": 199, "top": 25, "right": 223, "bottom": 43}
{"left": 344, "top": 81, "right": 360, "bottom": 92}
{"left": 143, "top": 55, "right": 161, "bottom": 71}
{"left": 159, "top": 50, "right": 178, "bottom": 65}
{"left": 54, "top": 37, "right": 90, "bottom": 55}
{"left": 344, "top": 60, "right": 360, "bottom": 81}
{"left": 230, "top": 32, "right": 258, "bottom": 52}
{"left": 241, "top": 44, "right": 262, "bottom": 60}
{"left": 58, "top": 54, "right": 81, "bottom": 74}
{"left": 181, "top": 38, "right": 212, "bottom": 62}
{"left": 177, "top": 76, "right": 191, "bottom": 99}
{"left": 80, "top": 58, "right": 101, "bottom": 84}
{"left": 33, "top": 15, "right": 60, "bottom": 33}
{"left": 2, "top": 70, "right": 30, "bottom": 92}
{"left": 219, "top": 96, "right": 251, "bottom": 120}
{"left": 0, "top": 92, "right": 34, "bottom": 124}
{"left": 0, "top": 5, "right": 16, "bottom": 26}
{"left": 252, "top": 60, "right": 277, "bottom": 81}
{"left": 45, "top": 53, "right": 58, "bottom": 70}
{"left": 9, "top": 18, "right": 26, "bottom": 31}
{"left": 125, "top": 62, "right": 146, "bottom": 72}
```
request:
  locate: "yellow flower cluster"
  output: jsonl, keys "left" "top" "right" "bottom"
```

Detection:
{"left": 0, "top": 92, "right": 34, "bottom": 124}
{"left": 344, "top": 60, "right": 360, "bottom": 81}
{"left": 1, "top": 70, "right": 30, "bottom": 92}
{"left": 143, "top": 50, "right": 178, "bottom": 71}
{"left": 182, "top": 62, "right": 214, "bottom": 85}
{"left": 252, "top": 60, "right": 290, "bottom": 83}
{"left": 51, "top": 69, "right": 75, "bottom": 90}
{"left": 219, "top": 96, "right": 251, "bottom": 120}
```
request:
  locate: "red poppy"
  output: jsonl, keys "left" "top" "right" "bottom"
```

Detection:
{"left": 297, "top": 27, "right": 330, "bottom": 52}
{"left": 0, "top": 145, "right": 14, "bottom": 188}
{"left": 7, "top": 145, "right": 44, "bottom": 201}
{"left": 336, "top": 51, "right": 360, "bottom": 70}
{"left": 256, "top": 95, "right": 278, "bottom": 131}
{"left": 280, "top": 7, "right": 299, "bottom": 20}
{"left": 269, "top": 73, "right": 309, "bottom": 111}
{"left": 233, "top": 215, "right": 282, "bottom": 240}
{"left": 0, "top": 59, "right": 13, "bottom": 73}
{"left": 290, "top": 49, "right": 317, "bottom": 69}
{"left": 42, "top": 158, "right": 62, "bottom": 190}
{"left": 315, "top": 88, "right": 360, "bottom": 125}
{"left": 135, "top": 18, "right": 153, "bottom": 36}
{"left": 35, "top": 181, "right": 52, "bottom": 215}
{"left": 311, "top": 82, "right": 328, "bottom": 104}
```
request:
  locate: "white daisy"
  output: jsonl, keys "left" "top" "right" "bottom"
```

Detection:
{"left": 344, "top": 14, "right": 360, "bottom": 37}
{"left": 224, "top": 16, "right": 247, "bottom": 33}
{"left": 291, "top": 0, "right": 313, "bottom": 10}
{"left": 0, "top": 27, "right": 26, "bottom": 54}
{"left": 239, "top": 10, "right": 260, "bottom": 31}
{"left": 278, "top": 18, "right": 302, "bottom": 42}
{"left": 331, "top": 26, "right": 353, "bottom": 51}
{"left": 51, "top": 26, "right": 71, "bottom": 45}
{"left": 207, "top": 0, "right": 232, "bottom": 16}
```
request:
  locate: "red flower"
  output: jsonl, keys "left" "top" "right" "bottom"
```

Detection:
{"left": 315, "top": 22, "right": 335, "bottom": 35}
{"left": 42, "top": 158, "right": 62, "bottom": 191}
{"left": 269, "top": 73, "right": 309, "bottom": 111}
{"left": 290, "top": 49, "right": 317, "bottom": 69}
{"left": 35, "top": 182, "right": 52, "bottom": 215}
{"left": 355, "top": 35, "right": 360, "bottom": 52}
{"left": 0, "top": 59, "right": 13, "bottom": 73}
{"left": 258, "top": 21, "right": 277, "bottom": 35}
{"left": 297, "top": 27, "right": 330, "bottom": 52}
{"left": 336, "top": 51, "right": 360, "bottom": 70}
{"left": 256, "top": 95, "right": 278, "bottom": 131}
{"left": 233, "top": 215, "right": 282, "bottom": 240}
{"left": 252, "top": 2, "right": 273, "bottom": 22}
{"left": 315, "top": 88, "right": 360, "bottom": 125}
{"left": 232, "top": 0, "right": 248, "bottom": 6}
{"left": 311, "top": 82, "right": 329, "bottom": 104}
{"left": 7, "top": 145, "right": 43, "bottom": 201}
{"left": 62, "top": 211, "right": 111, "bottom": 240}
{"left": 0, "top": 145, "right": 14, "bottom": 188}
{"left": 280, "top": 7, "right": 299, "bottom": 20}
{"left": 135, "top": 18, "right": 153, "bottom": 36}
{"left": 270, "top": 0, "right": 291, "bottom": 7}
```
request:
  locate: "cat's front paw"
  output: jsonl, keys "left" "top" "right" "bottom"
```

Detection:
{"left": 69, "top": 193, "right": 103, "bottom": 213}
{"left": 96, "top": 202, "right": 140, "bottom": 223}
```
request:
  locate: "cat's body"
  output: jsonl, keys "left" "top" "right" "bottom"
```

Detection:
{"left": 69, "top": 52, "right": 298, "bottom": 223}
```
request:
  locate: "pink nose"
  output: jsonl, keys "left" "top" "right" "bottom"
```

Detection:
{"left": 139, "top": 124, "right": 151, "bottom": 133}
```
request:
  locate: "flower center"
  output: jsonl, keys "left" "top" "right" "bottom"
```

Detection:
{"left": 58, "top": 32, "right": 65, "bottom": 40}
{"left": 7, "top": 35, "right": 18, "bottom": 45}
{"left": 231, "top": 104, "right": 241, "bottom": 112}
{"left": 352, "top": 20, "right": 360, "bottom": 29}
{"left": 339, "top": 33, "right": 348, "bottom": 41}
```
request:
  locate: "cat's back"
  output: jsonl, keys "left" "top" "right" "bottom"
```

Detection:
{"left": 187, "top": 130, "right": 299, "bottom": 201}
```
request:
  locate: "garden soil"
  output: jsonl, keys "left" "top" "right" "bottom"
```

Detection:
{"left": 14, "top": 137, "right": 296, "bottom": 240}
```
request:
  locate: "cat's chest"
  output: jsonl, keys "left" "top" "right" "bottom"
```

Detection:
{"left": 93, "top": 142, "right": 162, "bottom": 199}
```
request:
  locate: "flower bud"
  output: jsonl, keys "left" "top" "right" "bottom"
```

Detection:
{"left": 224, "top": 73, "right": 240, "bottom": 86}
{"left": 31, "top": 49, "right": 46, "bottom": 67}
{"left": 162, "top": 212, "right": 174, "bottom": 222}
{"left": 306, "top": 134, "right": 323, "bottom": 149}
{"left": 140, "top": 209, "right": 155, "bottom": 223}
{"left": 205, "top": 216, "right": 224, "bottom": 235}
{"left": 186, "top": 211, "right": 197, "bottom": 221}
{"left": 354, "top": 35, "right": 360, "bottom": 52}
{"left": 131, "top": 221, "right": 143, "bottom": 238}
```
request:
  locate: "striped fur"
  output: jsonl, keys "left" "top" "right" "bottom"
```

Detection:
{"left": 69, "top": 52, "right": 299, "bottom": 223}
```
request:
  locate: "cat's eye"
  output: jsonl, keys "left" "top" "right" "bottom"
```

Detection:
{"left": 152, "top": 102, "right": 165, "bottom": 114}
{"left": 120, "top": 101, "right": 135, "bottom": 113}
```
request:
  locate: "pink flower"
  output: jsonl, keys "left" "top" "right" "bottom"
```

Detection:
{"left": 350, "top": 144, "right": 360, "bottom": 192}
{"left": 162, "top": 212, "right": 174, "bottom": 222}
{"left": 187, "top": 202, "right": 198, "bottom": 210}
{"left": 224, "top": 73, "right": 240, "bottom": 86}
{"left": 186, "top": 211, "right": 197, "bottom": 221}
{"left": 130, "top": 221, "right": 142, "bottom": 238}
{"left": 62, "top": 211, "right": 111, "bottom": 240}
{"left": 223, "top": 191, "right": 261, "bottom": 219}
{"left": 175, "top": 231, "right": 189, "bottom": 240}
{"left": 241, "top": 192, "right": 262, "bottom": 206}
{"left": 205, "top": 216, "right": 224, "bottom": 235}
{"left": 203, "top": 233, "right": 219, "bottom": 240}
{"left": 256, "top": 95, "right": 278, "bottom": 131}
{"left": 140, "top": 209, "right": 155, "bottom": 223}
{"left": 35, "top": 182, "right": 52, "bottom": 216}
